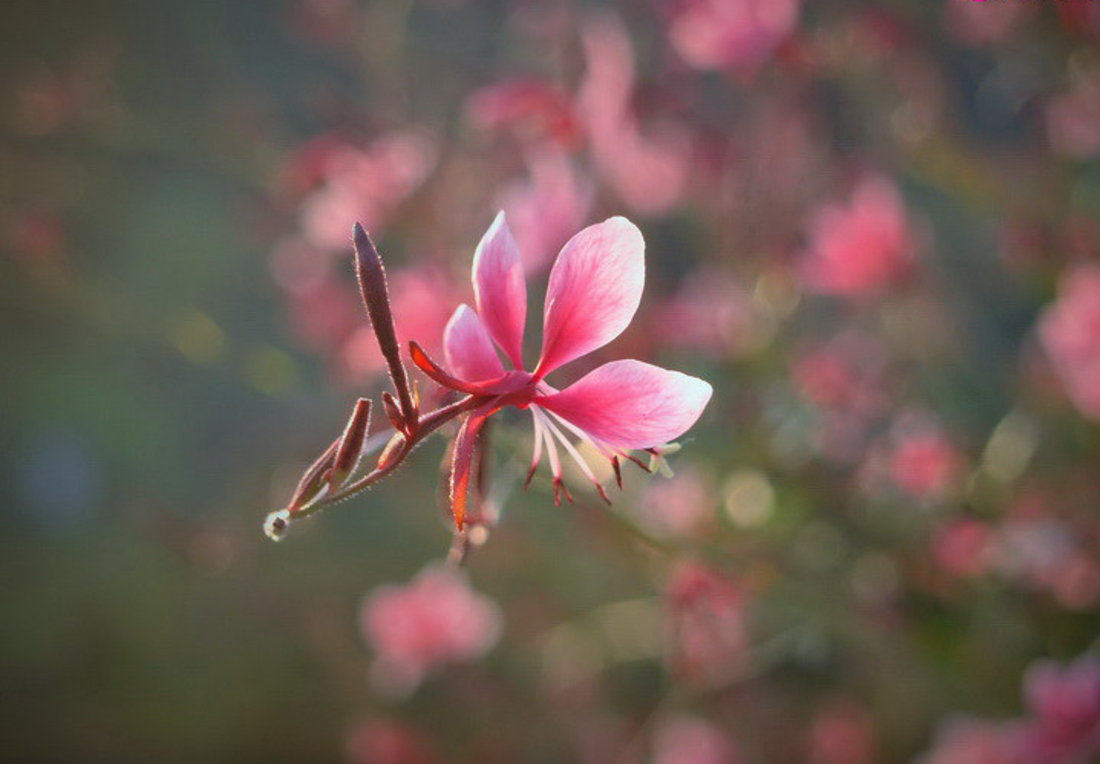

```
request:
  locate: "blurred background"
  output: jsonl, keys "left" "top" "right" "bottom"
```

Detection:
{"left": 3, "top": 0, "right": 1100, "bottom": 762}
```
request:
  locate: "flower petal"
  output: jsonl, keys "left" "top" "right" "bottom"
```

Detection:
{"left": 536, "top": 217, "right": 644, "bottom": 376}
{"left": 536, "top": 359, "right": 712, "bottom": 450}
{"left": 473, "top": 211, "right": 527, "bottom": 368}
{"left": 443, "top": 304, "right": 505, "bottom": 383}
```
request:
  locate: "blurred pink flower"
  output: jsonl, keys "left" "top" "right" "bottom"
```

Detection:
{"left": 1047, "top": 74, "right": 1100, "bottom": 160}
{"left": 360, "top": 565, "right": 502, "bottom": 694}
{"left": 296, "top": 131, "right": 436, "bottom": 251}
{"left": 1039, "top": 265, "right": 1100, "bottom": 421}
{"left": 932, "top": 518, "right": 993, "bottom": 579}
{"left": 663, "top": 0, "right": 800, "bottom": 77}
{"left": 342, "top": 265, "right": 459, "bottom": 382}
{"left": 465, "top": 78, "right": 582, "bottom": 148}
{"left": 942, "top": 0, "right": 1032, "bottom": 47}
{"left": 1056, "top": 1, "right": 1100, "bottom": 41}
{"left": 888, "top": 430, "right": 963, "bottom": 500}
{"left": 344, "top": 719, "right": 443, "bottom": 764}
{"left": 495, "top": 149, "right": 594, "bottom": 271}
{"left": 652, "top": 716, "right": 741, "bottom": 764}
{"left": 800, "top": 177, "right": 919, "bottom": 299}
{"left": 650, "top": 270, "right": 756, "bottom": 359}
{"left": 665, "top": 562, "right": 747, "bottom": 687}
{"left": 415, "top": 213, "right": 712, "bottom": 528}
{"left": 806, "top": 700, "right": 876, "bottom": 764}
{"left": 579, "top": 16, "right": 692, "bottom": 216}
{"left": 916, "top": 719, "right": 1025, "bottom": 764}
{"left": 633, "top": 466, "right": 714, "bottom": 538}
{"left": 1020, "top": 655, "right": 1100, "bottom": 762}
{"left": 793, "top": 334, "right": 888, "bottom": 416}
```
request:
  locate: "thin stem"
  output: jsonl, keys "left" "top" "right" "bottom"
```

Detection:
{"left": 295, "top": 393, "right": 486, "bottom": 516}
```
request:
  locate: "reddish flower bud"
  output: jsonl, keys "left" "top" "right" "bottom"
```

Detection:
{"left": 354, "top": 223, "right": 418, "bottom": 430}
{"left": 326, "top": 397, "right": 372, "bottom": 489}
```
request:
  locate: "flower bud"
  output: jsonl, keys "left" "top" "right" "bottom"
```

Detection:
{"left": 326, "top": 397, "right": 372, "bottom": 489}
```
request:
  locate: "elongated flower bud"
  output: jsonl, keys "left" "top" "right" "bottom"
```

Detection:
{"left": 354, "top": 224, "right": 418, "bottom": 431}
{"left": 381, "top": 391, "right": 406, "bottom": 434}
{"left": 326, "top": 397, "right": 372, "bottom": 489}
{"left": 288, "top": 437, "right": 340, "bottom": 514}
{"left": 376, "top": 432, "right": 408, "bottom": 472}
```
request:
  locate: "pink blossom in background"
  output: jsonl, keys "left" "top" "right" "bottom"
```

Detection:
{"left": 1056, "top": 1, "right": 1100, "bottom": 41}
{"left": 1047, "top": 73, "right": 1100, "bottom": 160}
{"left": 341, "top": 265, "right": 459, "bottom": 382}
{"left": 465, "top": 78, "right": 582, "bottom": 148}
{"left": 792, "top": 333, "right": 888, "bottom": 417}
{"left": 887, "top": 429, "right": 963, "bottom": 501}
{"left": 578, "top": 16, "right": 692, "bottom": 216}
{"left": 296, "top": 131, "right": 436, "bottom": 252}
{"left": 6, "top": 210, "right": 66, "bottom": 265}
{"left": 633, "top": 466, "right": 714, "bottom": 538}
{"left": 495, "top": 149, "right": 593, "bottom": 271}
{"left": 650, "top": 270, "right": 756, "bottom": 359}
{"left": 663, "top": 0, "right": 801, "bottom": 77}
{"left": 1020, "top": 655, "right": 1100, "bottom": 763}
{"left": 283, "top": 275, "right": 363, "bottom": 355}
{"left": 942, "top": 0, "right": 1032, "bottom": 47}
{"left": 1039, "top": 265, "right": 1100, "bottom": 421}
{"left": 793, "top": 333, "right": 890, "bottom": 463}
{"left": 360, "top": 566, "right": 502, "bottom": 695}
{"left": 652, "top": 716, "right": 741, "bottom": 764}
{"left": 806, "top": 700, "right": 876, "bottom": 764}
{"left": 665, "top": 562, "right": 747, "bottom": 687}
{"left": 932, "top": 518, "right": 993, "bottom": 580}
{"left": 800, "top": 177, "right": 919, "bottom": 299}
{"left": 916, "top": 719, "right": 1025, "bottom": 764}
{"left": 344, "top": 719, "right": 443, "bottom": 764}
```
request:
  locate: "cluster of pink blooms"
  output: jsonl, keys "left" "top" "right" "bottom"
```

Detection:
{"left": 917, "top": 654, "right": 1100, "bottom": 764}
{"left": 1039, "top": 265, "right": 1100, "bottom": 422}
{"left": 360, "top": 566, "right": 502, "bottom": 695}
{"left": 651, "top": 716, "right": 741, "bottom": 764}
{"left": 799, "top": 176, "right": 920, "bottom": 300}
{"left": 664, "top": 561, "right": 748, "bottom": 688}
{"left": 932, "top": 496, "right": 1100, "bottom": 611}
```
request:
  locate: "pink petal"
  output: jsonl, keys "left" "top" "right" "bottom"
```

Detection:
{"left": 536, "top": 217, "right": 645, "bottom": 376}
{"left": 443, "top": 304, "right": 505, "bottom": 383}
{"left": 536, "top": 360, "right": 712, "bottom": 450}
{"left": 473, "top": 211, "right": 527, "bottom": 368}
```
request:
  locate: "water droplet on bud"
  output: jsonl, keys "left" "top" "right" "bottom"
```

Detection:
{"left": 263, "top": 509, "right": 291, "bottom": 542}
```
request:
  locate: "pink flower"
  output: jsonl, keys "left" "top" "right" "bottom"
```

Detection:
{"left": 465, "top": 78, "right": 582, "bottom": 148}
{"left": 664, "top": 0, "right": 801, "bottom": 77}
{"left": 296, "top": 132, "right": 436, "bottom": 252}
{"left": 916, "top": 719, "right": 1025, "bottom": 764}
{"left": 932, "top": 518, "right": 993, "bottom": 579}
{"left": 360, "top": 566, "right": 502, "bottom": 694}
{"left": 1039, "top": 265, "right": 1100, "bottom": 422}
{"left": 888, "top": 430, "right": 963, "bottom": 500}
{"left": 664, "top": 562, "right": 747, "bottom": 687}
{"left": 495, "top": 149, "right": 594, "bottom": 271}
{"left": 344, "top": 719, "right": 443, "bottom": 764}
{"left": 807, "top": 701, "right": 876, "bottom": 764}
{"left": 578, "top": 16, "right": 692, "bottom": 216}
{"left": 942, "top": 0, "right": 1032, "bottom": 47}
{"left": 412, "top": 213, "right": 712, "bottom": 529}
{"left": 652, "top": 716, "right": 741, "bottom": 764}
{"left": 1047, "top": 71, "right": 1100, "bottom": 160}
{"left": 800, "top": 177, "right": 919, "bottom": 299}
{"left": 1020, "top": 655, "right": 1100, "bottom": 762}
{"left": 634, "top": 466, "right": 714, "bottom": 538}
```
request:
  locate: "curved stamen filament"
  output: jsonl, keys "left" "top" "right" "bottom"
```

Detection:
{"left": 534, "top": 406, "right": 612, "bottom": 505}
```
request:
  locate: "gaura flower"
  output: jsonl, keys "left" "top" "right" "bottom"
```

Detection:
{"left": 410, "top": 213, "right": 713, "bottom": 530}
